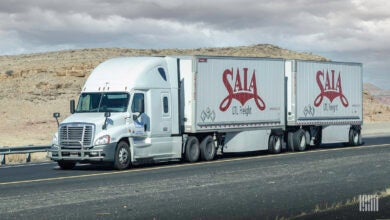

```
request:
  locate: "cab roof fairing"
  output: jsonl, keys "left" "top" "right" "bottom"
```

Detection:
{"left": 82, "top": 57, "right": 172, "bottom": 93}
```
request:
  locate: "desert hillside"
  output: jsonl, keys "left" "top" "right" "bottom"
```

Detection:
{"left": 0, "top": 45, "right": 388, "bottom": 146}
{"left": 363, "top": 83, "right": 390, "bottom": 122}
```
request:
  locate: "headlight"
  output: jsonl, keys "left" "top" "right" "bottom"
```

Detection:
{"left": 94, "top": 135, "right": 111, "bottom": 146}
{"left": 52, "top": 132, "right": 58, "bottom": 146}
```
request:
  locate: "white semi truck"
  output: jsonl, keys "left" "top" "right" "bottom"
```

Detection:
{"left": 49, "top": 56, "right": 362, "bottom": 170}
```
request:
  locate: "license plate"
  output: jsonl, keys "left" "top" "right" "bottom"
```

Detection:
{"left": 70, "top": 152, "right": 79, "bottom": 157}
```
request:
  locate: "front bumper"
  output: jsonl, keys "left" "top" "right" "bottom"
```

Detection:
{"left": 48, "top": 142, "right": 117, "bottom": 162}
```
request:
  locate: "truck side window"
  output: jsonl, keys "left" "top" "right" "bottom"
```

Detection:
{"left": 163, "top": 96, "right": 169, "bottom": 114}
{"left": 131, "top": 93, "right": 144, "bottom": 113}
{"left": 162, "top": 94, "right": 170, "bottom": 117}
{"left": 158, "top": 67, "right": 167, "bottom": 81}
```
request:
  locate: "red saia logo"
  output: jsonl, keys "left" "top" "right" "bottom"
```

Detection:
{"left": 219, "top": 67, "right": 266, "bottom": 111}
{"left": 314, "top": 70, "right": 348, "bottom": 107}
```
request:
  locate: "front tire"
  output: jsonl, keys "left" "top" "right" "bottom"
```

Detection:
{"left": 58, "top": 161, "right": 76, "bottom": 170}
{"left": 114, "top": 141, "right": 131, "bottom": 170}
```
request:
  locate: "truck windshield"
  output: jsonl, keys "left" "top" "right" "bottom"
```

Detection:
{"left": 76, "top": 92, "right": 130, "bottom": 113}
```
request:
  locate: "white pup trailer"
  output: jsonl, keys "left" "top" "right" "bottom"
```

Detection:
{"left": 284, "top": 60, "right": 363, "bottom": 151}
{"left": 49, "top": 56, "right": 362, "bottom": 170}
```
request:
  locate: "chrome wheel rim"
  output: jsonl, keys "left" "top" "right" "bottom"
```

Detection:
{"left": 118, "top": 147, "right": 128, "bottom": 165}
{"left": 300, "top": 135, "right": 306, "bottom": 148}
{"left": 275, "top": 137, "right": 281, "bottom": 151}
{"left": 353, "top": 132, "right": 359, "bottom": 144}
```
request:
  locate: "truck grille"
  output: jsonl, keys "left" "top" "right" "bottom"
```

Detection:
{"left": 59, "top": 124, "right": 94, "bottom": 148}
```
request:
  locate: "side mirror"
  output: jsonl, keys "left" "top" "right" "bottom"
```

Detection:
{"left": 102, "top": 112, "right": 111, "bottom": 130}
{"left": 132, "top": 112, "right": 141, "bottom": 121}
{"left": 138, "top": 99, "right": 144, "bottom": 114}
{"left": 53, "top": 112, "right": 60, "bottom": 127}
{"left": 70, "top": 99, "right": 75, "bottom": 114}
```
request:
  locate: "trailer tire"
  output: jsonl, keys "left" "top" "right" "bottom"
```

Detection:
{"left": 305, "top": 130, "right": 311, "bottom": 146}
{"left": 287, "top": 132, "right": 295, "bottom": 151}
{"left": 349, "top": 128, "right": 361, "bottom": 146}
{"left": 200, "top": 135, "right": 216, "bottom": 161}
{"left": 314, "top": 130, "right": 322, "bottom": 146}
{"left": 58, "top": 161, "right": 76, "bottom": 170}
{"left": 185, "top": 136, "right": 200, "bottom": 163}
{"left": 114, "top": 141, "right": 131, "bottom": 170}
{"left": 293, "top": 129, "right": 307, "bottom": 151}
{"left": 268, "top": 135, "right": 282, "bottom": 154}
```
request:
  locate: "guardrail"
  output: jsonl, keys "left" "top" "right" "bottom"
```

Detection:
{"left": 0, "top": 145, "right": 51, "bottom": 165}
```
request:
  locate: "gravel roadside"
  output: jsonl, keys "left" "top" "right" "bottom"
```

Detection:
{"left": 362, "top": 122, "right": 390, "bottom": 137}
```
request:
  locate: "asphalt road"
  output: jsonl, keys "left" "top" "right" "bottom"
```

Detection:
{"left": 0, "top": 136, "right": 389, "bottom": 219}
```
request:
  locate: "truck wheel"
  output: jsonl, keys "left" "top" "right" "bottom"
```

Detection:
{"left": 185, "top": 136, "right": 200, "bottom": 162}
{"left": 305, "top": 130, "right": 311, "bottom": 146}
{"left": 114, "top": 141, "right": 131, "bottom": 170}
{"left": 314, "top": 130, "right": 322, "bottom": 146}
{"left": 287, "top": 132, "right": 295, "bottom": 151}
{"left": 268, "top": 135, "right": 282, "bottom": 154}
{"left": 349, "top": 128, "right": 361, "bottom": 146}
{"left": 58, "top": 161, "right": 76, "bottom": 170}
{"left": 200, "top": 135, "right": 216, "bottom": 161}
{"left": 293, "top": 129, "right": 307, "bottom": 151}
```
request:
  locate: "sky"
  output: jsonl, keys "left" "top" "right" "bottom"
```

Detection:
{"left": 0, "top": 0, "right": 389, "bottom": 88}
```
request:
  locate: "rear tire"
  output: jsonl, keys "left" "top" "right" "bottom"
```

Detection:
{"left": 305, "top": 130, "right": 311, "bottom": 146}
{"left": 314, "top": 129, "right": 322, "bottom": 146}
{"left": 293, "top": 129, "right": 307, "bottom": 151}
{"left": 268, "top": 135, "right": 282, "bottom": 154}
{"left": 287, "top": 132, "right": 295, "bottom": 151}
{"left": 349, "top": 128, "right": 361, "bottom": 146}
{"left": 200, "top": 135, "right": 216, "bottom": 161}
{"left": 114, "top": 141, "right": 131, "bottom": 170}
{"left": 58, "top": 161, "right": 76, "bottom": 170}
{"left": 185, "top": 136, "right": 200, "bottom": 162}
